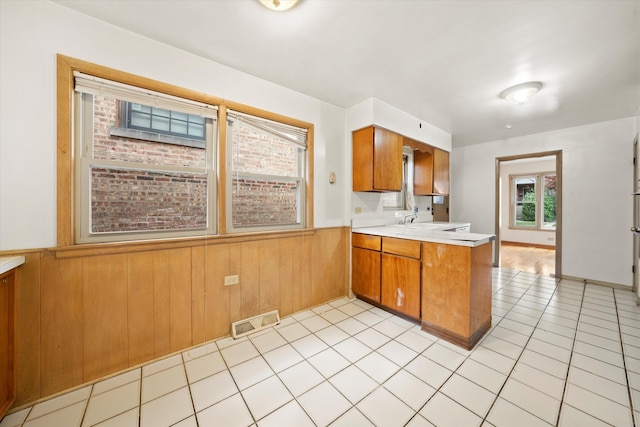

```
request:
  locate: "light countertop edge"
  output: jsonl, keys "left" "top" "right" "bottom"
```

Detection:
{"left": 352, "top": 226, "right": 495, "bottom": 248}
{"left": 0, "top": 256, "right": 26, "bottom": 275}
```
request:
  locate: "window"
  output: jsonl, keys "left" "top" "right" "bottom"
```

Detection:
{"left": 60, "top": 58, "right": 313, "bottom": 246}
{"left": 511, "top": 173, "right": 556, "bottom": 230}
{"left": 382, "top": 151, "right": 413, "bottom": 210}
{"left": 74, "top": 72, "right": 218, "bottom": 243}
{"left": 226, "top": 110, "right": 307, "bottom": 232}
{"left": 113, "top": 101, "right": 206, "bottom": 148}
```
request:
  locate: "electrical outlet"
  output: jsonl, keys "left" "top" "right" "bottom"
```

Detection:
{"left": 224, "top": 275, "right": 239, "bottom": 286}
{"left": 547, "top": 237, "right": 554, "bottom": 242}
{"left": 354, "top": 207, "right": 362, "bottom": 214}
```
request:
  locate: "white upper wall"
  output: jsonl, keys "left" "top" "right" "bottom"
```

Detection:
{"left": 0, "top": 0, "right": 348, "bottom": 250}
{"left": 346, "top": 98, "right": 452, "bottom": 152}
{"left": 452, "top": 117, "right": 637, "bottom": 287}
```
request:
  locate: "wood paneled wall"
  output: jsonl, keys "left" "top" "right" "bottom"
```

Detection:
{"left": 8, "top": 227, "right": 349, "bottom": 408}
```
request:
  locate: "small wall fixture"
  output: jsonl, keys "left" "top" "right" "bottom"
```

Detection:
{"left": 259, "top": 0, "right": 299, "bottom": 11}
{"left": 499, "top": 81, "right": 543, "bottom": 104}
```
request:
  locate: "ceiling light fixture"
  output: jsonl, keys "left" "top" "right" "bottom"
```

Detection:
{"left": 499, "top": 81, "right": 543, "bottom": 104}
{"left": 259, "top": 0, "right": 299, "bottom": 11}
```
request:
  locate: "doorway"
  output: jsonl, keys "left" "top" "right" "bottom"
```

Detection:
{"left": 495, "top": 151, "right": 562, "bottom": 278}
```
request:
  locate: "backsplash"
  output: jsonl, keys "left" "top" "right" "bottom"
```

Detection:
{"left": 351, "top": 192, "right": 433, "bottom": 228}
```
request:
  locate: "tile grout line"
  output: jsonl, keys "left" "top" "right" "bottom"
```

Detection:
{"left": 479, "top": 272, "right": 566, "bottom": 426}
{"left": 552, "top": 278, "right": 587, "bottom": 426}
{"left": 613, "top": 288, "right": 638, "bottom": 427}
{"left": 179, "top": 352, "right": 199, "bottom": 427}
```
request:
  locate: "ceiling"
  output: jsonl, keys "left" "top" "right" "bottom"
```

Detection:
{"left": 53, "top": 0, "right": 640, "bottom": 147}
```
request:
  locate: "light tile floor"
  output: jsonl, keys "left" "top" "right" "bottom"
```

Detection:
{"left": 2, "top": 268, "right": 640, "bottom": 427}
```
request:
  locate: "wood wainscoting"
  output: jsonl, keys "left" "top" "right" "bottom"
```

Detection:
{"left": 5, "top": 227, "right": 349, "bottom": 408}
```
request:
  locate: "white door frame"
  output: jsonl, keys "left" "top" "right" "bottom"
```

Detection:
{"left": 633, "top": 135, "right": 639, "bottom": 302}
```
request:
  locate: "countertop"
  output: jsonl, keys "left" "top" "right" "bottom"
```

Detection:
{"left": 353, "top": 223, "right": 495, "bottom": 247}
{"left": 0, "top": 256, "right": 25, "bottom": 275}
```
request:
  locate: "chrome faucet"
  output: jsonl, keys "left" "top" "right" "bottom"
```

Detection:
{"left": 401, "top": 213, "right": 417, "bottom": 224}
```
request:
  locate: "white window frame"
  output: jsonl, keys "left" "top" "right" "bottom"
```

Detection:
{"left": 382, "top": 149, "right": 414, "bottom": 211}
{"left": 73, "top": 73, "right": 218, "bottom": 243}
{"left": 225, "top": 110, "right": 308, "bottom": 233}
{"left": 509, "top": 172, "right": 556, "bottom": 230}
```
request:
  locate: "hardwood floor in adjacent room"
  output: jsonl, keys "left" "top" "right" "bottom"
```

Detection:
{"left": 500, "top": 242, "right": 555, "bottom": 277}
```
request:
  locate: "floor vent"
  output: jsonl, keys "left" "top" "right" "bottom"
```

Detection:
{"left": 231, "top": 310, "right": 280, "bottom": 339}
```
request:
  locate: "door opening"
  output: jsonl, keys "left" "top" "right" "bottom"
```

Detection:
{"left": 495, "top": 151, "right": 562, "bottom": 278}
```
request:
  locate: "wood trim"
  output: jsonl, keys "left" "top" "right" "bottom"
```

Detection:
{"left": 45, "top": 229, "right": 319, "bottom": 259}
{"left": 217, "top": 105, "right": 228, "bottom": 234}
{"left": 501, "top": 241, "right": 555, "bottom": 250}
{"left": 56, "top": 54, "right": 314, "bottom": 246}
{"left": 56, "top": 56, "right": 74, "bottom": 247}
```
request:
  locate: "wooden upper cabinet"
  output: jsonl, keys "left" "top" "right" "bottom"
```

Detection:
{"left": 414, "top": 147, "right": 450, "bottom": 196}
{"left": 433, "top": 148, "right": 450, "bottom": 195}
{"left": 352, "top": 126, "right": 402, "bottom": 192}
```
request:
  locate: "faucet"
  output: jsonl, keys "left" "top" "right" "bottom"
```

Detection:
{"left": 401, "top": 213, "right": 417, "bottom": 224}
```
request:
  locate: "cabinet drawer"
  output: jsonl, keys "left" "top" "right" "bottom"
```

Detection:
{"left": 352, "top": 233, "right": 381, "bottom": 251}
{"left": 382, "top": 237, "right": 421, "bottom": 259}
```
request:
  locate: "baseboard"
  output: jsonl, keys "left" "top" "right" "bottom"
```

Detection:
{"left": 559, "top": 274, "right": 631, "bottom": 291}
{"left": 501, "top": 241, "right": 555, "bottom": 250}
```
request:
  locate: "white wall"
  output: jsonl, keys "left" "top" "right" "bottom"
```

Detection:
{"left": 500, "top": 157, "right": 557, "bottom": 247}
{"left": 0, "top": 0, "right": 348, "bottom": 250}
{"left": 452, "top": 118, "right": 637, "bottom": 287}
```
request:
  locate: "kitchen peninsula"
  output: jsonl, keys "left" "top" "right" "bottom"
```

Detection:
{"left": 351, "top": 224, "right": 495, "bottom": 350}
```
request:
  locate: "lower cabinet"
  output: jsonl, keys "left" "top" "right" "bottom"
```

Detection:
{"left": 0, "top": 269, "right": 16, "bottom": 419}
{"left": 421, "top": 241, "right": 492, "bottom": 350}
{"left": 381, "top": 254, "right": 420, "bottom": 319}
{"left": 352, "top": 233, "right": 421, "bottom": 321}
{"left": 352, "top": 246, "right": 381, "bottom": 302}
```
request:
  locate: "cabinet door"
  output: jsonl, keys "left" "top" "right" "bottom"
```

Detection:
{"left": 373, "top": 127, "right": 403, "bottom": 191}
{"left": 352, "top": 247, "right": 381, "bottom": 302}
{"left": 0, "top": 271, "right": 15, "bottom": 418}
{"left": 381, "top": 254, "right": 420, "bottom": 319}
{"left": 433, "top": 148, "right": 450, "bottom": 195}
{"left": 352, "top": 126, "right": 375, "bottom": 191}
{"left": 413, "top": 149, "right": 434, "bottom": 196}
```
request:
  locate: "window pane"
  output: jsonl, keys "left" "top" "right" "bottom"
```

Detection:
{"left": 153, "top": 107, "right": 171, "bottom": 118}
{"left": 228, "top": 116, "right": 305, "bottom": 230}
{"left": 171, "top": 111, "right": 188, "bottom": 121}
{"left": 93, "top": 95, "right": 206, "bottom": 167}
{"left": 543, "top": 174, "right": 557, "bottom": 229}
{"left": 514, "top": 177, "right": 536, "bottom": 227}
{"left": 130, "top": 111, "right": 150, "bottom": 128}
{"left": 90, "top": 166, "right": 208, "bottom": 233}
{"left": 188, "top": 123, "right": 204, "bottom": 139}
{"left": 231, "top": 177, "right": 299, "bottom": 227}
{"left": 231, "top": 121, "right": 299, "bottom": 177}
{"left": 152, "top": 116, "right": 171, "bottom": 132}
{"left": 382, "top": 192, "right": 404, "bottom": 210}
{"left": 171, "top": 120, "right": 188, "bottom": 135}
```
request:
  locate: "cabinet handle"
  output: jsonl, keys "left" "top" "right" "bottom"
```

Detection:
{"left": 1, "top": 278, "right": 7, "bottom": 284}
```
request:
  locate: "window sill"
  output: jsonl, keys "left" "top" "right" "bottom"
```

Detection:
{"left": 49, "top": 228, "right": 317, "bottom": 259}
{"left": 508, "top": 226, "right": 556, "bottom": 232}
{"left": 110, "top": 127, "right": 205, "bottom": 149}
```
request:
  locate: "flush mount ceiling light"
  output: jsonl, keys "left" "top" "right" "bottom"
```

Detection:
{"left": 499, "top": 81, "right": 543, "bottom": 104}
{"left": 259, "top": 0, "right": 299, "bottom": 11}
